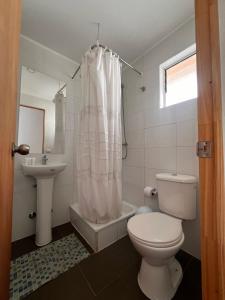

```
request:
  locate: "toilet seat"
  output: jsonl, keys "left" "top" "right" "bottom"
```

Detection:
{"left": 127, "top": 212, "right": 183, "bottom": 248}
{"left": 129, "top": 230, "right": 184, "bottom": 248}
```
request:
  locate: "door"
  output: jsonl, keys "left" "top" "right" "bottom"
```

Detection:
{"left": 195, "top": 0, "right": 225, "bottom": 299}
{"left": 0, "top": 1, "right": 21, "bottom": 299}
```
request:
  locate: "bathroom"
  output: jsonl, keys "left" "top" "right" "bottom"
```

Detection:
{"left": 1, "top": 0, "right": 225, "bottom": 299}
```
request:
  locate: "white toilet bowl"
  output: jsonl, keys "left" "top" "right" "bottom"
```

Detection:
{"left": 128, "top": 212, "right": 184, "bottom": 300}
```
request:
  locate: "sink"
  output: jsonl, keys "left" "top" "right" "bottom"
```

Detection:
{"left": 22, "top": 162, "right": 67, "bottom": 246}
{"left": 22, "top": 163, "right": 67, "bottom": 178}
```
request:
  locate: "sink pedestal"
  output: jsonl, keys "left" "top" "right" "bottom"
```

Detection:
{"left": 36, "top": 177, "right": 54, "bottom": 246}
{"left": 21, "top": 162, "right": 67, "bottom": 247}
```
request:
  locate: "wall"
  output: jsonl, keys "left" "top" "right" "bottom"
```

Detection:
{"left": 12, "top": 36, "right": 81, "bottom": 241}
{"left": 122, "top": 18, "right": 200, "bottom": 258}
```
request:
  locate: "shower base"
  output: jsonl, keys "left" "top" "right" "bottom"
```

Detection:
{"left": 69, "top": 201, "right": 137, "bottom": 252}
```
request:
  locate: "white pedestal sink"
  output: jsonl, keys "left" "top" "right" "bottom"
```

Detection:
{"left": 22, "top": 163, "right": 67, "bottom": 246}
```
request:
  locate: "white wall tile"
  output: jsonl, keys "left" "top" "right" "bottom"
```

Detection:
{"left": 12, "top": 170, "right": 37, "bottom": 241}
{"left": 12, "top": 193, "right": 36, "bottom": 241}
{"left": 123, "top": 182, "right": 145, "bottom": 207}
{"left": 122, "top": 166, "right": 144, "bottom": 207}
{"left": 145, "top": 124, "right": 176, "bottom": 147}
{"left": 177, "top": 147, "right": 198, "bottom": 176}
{"left": 124, "top": 91, "right": 145, "bottom": 114}
{"left": 145, "top": 105, "right": 177, "bottom": 128}
{"left": 123, "top": 166, "right": 144, "bottom": 187}
{"left": 55, "top": 163, "right": 74, "bottom": 186}
{"left": 145, "top": 147, "right": 176, "bottom": 170}
{"left": 52, "top": 184, "right": 74, "bottom": 226}
{"left": 126, "top": 130, "right": 144, "bottom": 149}
{"left": 124, "top": 148, "right": 144, "bottom": 167}
{"left": 125, "top": 111, "right": 145, "bottom": 132}
{"left": 176, "top": 99, "right": 197, "bottom": 122}
{"left": 177, "top": 119, "right": 198, "bottom": 147}
{"left": 13, "top": 168, "right": 36, "bottom": 193}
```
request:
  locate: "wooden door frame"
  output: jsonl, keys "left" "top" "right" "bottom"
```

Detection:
{"left": 0, "top": 1, "right": 21, "bottom": 299}
{"left": 195, "top": 0, "right": 225, "bottom": 299}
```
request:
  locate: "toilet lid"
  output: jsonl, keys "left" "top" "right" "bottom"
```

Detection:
{"left": 127, "top": 212, "right": 182, "bottom": 247}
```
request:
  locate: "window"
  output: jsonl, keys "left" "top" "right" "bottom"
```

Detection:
{"left": 160, "top": 45, "right": 197, "bottom": 108}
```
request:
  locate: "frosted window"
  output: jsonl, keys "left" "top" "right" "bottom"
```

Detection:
{"left": 161, "top": 52, "right": 198, "bottom": 108}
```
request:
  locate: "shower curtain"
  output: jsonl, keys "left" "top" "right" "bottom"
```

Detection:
{"left": 77, "top": 46, "right": 122, "bottom": 224}
{"left": 53, "top": 92, "right": 65, "bottom": 153}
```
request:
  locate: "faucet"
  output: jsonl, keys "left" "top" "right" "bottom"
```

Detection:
{"left": 42, "top": 154, "right": 48, "bottom": 165}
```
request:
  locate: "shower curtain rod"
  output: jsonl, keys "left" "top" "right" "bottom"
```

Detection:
{"left": 56, "top": 43, "right": 142, "bottom": 94}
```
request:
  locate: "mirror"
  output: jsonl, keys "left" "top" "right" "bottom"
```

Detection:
{"left": 18, "top": 66, "right": 66, "bottom": 154}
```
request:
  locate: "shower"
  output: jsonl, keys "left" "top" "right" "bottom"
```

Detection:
{"left": 55, "top": 40, "right": 142, "bottom": 224}
{"left": 77, "top": 45, "right": 123, "bottom": 224}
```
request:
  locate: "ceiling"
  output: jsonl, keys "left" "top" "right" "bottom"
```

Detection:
{"left": 21, "top": 0, "right": 194, "bottom": 63}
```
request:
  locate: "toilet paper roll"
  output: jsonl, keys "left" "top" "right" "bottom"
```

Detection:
{"left": 144, "top": 186, "right": 155, "bottom": 197}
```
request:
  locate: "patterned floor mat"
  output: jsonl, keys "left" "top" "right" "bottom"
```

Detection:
{"left": 10, "top": 233, "right": 90, "bottom": 299}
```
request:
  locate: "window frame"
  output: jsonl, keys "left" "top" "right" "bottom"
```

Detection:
{"left": 160, "top": 44, "right": 197, "bottom": 108}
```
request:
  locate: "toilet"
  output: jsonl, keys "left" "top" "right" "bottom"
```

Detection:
{"left": 127, "top": 173, "right": 197, "bottom": 300}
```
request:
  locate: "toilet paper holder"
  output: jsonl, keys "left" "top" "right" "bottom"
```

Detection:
{"left": 151, "top": 188, "right": 157, "bottom": 196}
{"left": 144, "top": 186, "right": 158, "bottom": 197}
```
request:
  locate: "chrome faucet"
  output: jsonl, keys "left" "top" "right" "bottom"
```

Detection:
{"left": 42, "top": 154, "right": 48, "bottom": 165}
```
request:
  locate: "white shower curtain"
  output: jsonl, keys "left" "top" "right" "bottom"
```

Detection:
{"left": 77, "top": 46, "right": 122, "bottom": 224}
{"left": 53, "top": 92, "right": 65, "bottom": 153}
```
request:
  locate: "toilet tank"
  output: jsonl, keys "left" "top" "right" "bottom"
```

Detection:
{"left": 156, "top": 173, "right": 197, "bottom": 220}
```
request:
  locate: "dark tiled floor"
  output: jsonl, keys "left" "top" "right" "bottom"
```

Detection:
{"left": 11, "top": 223, "right": 93, "bottom": 260}
{"left": 15, "top": 223, "right": 202, "bottom": 300}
